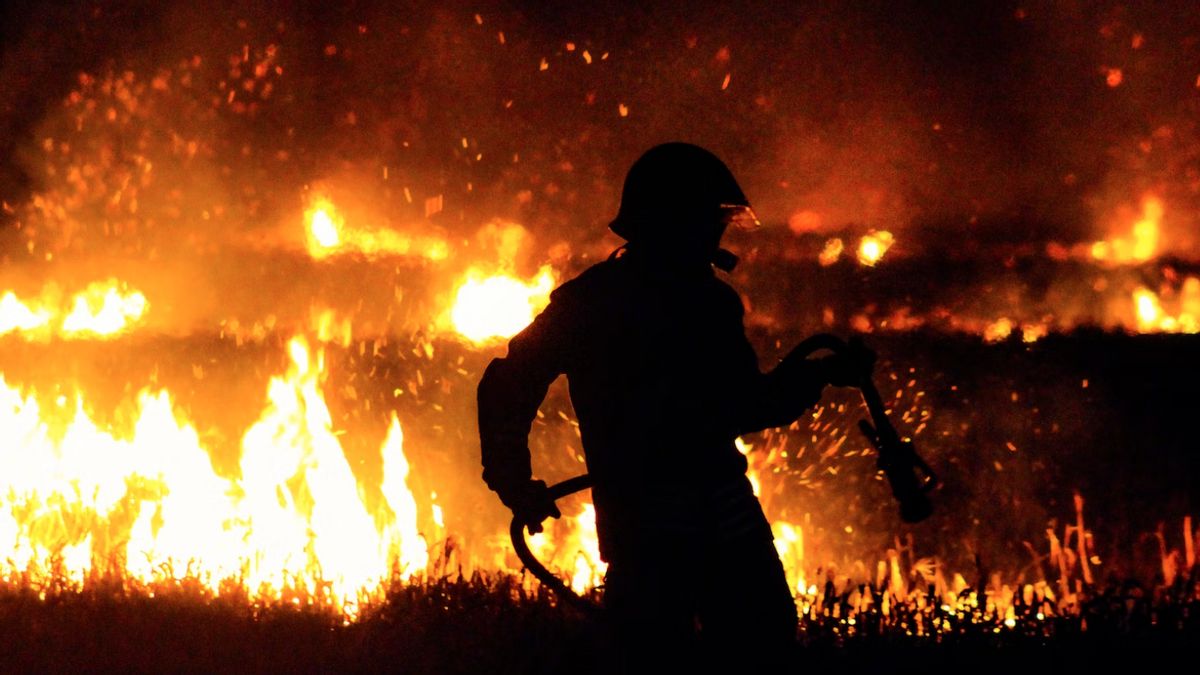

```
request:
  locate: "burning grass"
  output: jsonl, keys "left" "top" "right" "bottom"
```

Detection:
{"left": 0, "top": 553, "right": 1194, "bottom": 674}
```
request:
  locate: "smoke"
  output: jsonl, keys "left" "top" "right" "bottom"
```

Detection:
{"left": 2, "top": 1, "right": 1200, "bottom": 262}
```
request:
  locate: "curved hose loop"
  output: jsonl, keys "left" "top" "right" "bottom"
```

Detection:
{"left": 509, "top": 474, "right": 600, "bottom": 614}
{"left": 508, "top": 333, "right": 939, "bottom": 607}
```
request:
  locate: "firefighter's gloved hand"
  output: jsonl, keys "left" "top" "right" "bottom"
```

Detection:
{"left": 501, "top": 479, "right": 562, "bottom": 535}
{"left": 820, "top": 338, "right": 876, "bottom": 387}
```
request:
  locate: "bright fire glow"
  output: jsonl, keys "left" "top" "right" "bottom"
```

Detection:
{"left": 983, "top": 318, "right": 1014, "bottom": 343}
{"left": 305, "top": 196, "right": 448, "bottom": 261}
{"left": 309, "top": 204, "right": 342, "bottom": 249}
{"left": 857, "top": 231, "right": 894, "bottom": 266}
{"left": 0, "top": 280, "right": 148, "bottom": 340}
{"left": 983, "top": 318, "right": 1049, "bottom": 344}
{"left": 525, "top": 502, "right": 606, "bottom": 595}
{"left": 1092, "top": 196, "right": 1163, "bottom": 264}
{"left": 61, "top": 281, "right": 149, "bottom": 337}
{"left": 1131, "top": 280, "right": 1199, "bottom": 334}
{"left": 450, "top": 266, "right": 556, "bottom": 343}
{"left": 0, "top": 292, "right": 53, "bottom": 335}
{"left": 0, "top": 335, "right": 428, "bottom": 617}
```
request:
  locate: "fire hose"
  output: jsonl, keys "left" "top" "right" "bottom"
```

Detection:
{"left": 509, "top": 333, "right": 939, "bottom": 610}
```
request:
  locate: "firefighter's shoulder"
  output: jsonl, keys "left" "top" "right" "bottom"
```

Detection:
{"left": 547, "top": 257, "right": 625, "bottom": 305}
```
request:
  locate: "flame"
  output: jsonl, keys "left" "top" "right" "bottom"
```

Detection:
{"left": 311, "top": 307, "right": 353, "bottom": 346}
{"left": 0, "top": 280, "right": 147, "bottom": 340}
{"left": 305, "top": 196, "right": 448, "bottom": 261}
{"left": 379, "top": 415, "right": 429, "bottom": 579}
{"left": 0, "top": 335, "right": 429, "bottom": 617}
{"left": 983, "top": 318, "right": 1014, "bottom": 343}
{"left": 857, "top": 231, "right": 894, "bottom": 266}
{"left": 1021, "top": 323, "right": 1049, "bottom": 343}
{"left": 567, "top": 504, "right": 606, "bottom": 593}
{"left": 525, "top": 502, "right": 606, "bottom": 594}
{"left": 450, "top": 266, "right": 555, "bottom": 343}
{"left": 1132, "top": 280, "right": 1199, "bottom": 333}
{"left": 1092, "top": 196, "right": 1163, "bottom": 264}
{"left": 308, "top": 201, "right": 342, "bottom": 249}
{"left": 61, "top": 280, "right": 149, "bottom": 337}
{"left": 818, "top": 237, "right": 844, "bottom": 266}
{"left": 0, "top": 292, "right": 53, "bottom": 335}
{"left": 983, "top": 318, "right": 1049, "bottom": 344}
{"left": 773, "top": 521, "right": 806, "bottom": 597}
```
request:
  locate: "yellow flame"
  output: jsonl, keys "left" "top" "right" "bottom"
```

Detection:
{"left": 983, "top": 318, "right": 1014, "bottom": 343}
{"left": 1131, "top": 198, "right": 1162, "bottom": 261}
{"left": 567, "top": 504, "right": 606, "bottom": 593}
{"left": 0, "top": 280, "right": 147, "bottom": 340}
{"left": 311, "top": 307, "right": 353, "bottom": 347}
{"left": 1092, "top": 196, "right": 1163, "bottom": 264}
{"left": 306, "top": 198, "right": 345, "bottom": 257}
{"left": 1131, "top": 282, "right": 1199, "bottom": 334}
{"left": 380, "top": 415, "right": 429, "bottom": 579}
{"left": 0, "top": 292, "right": 53, "bottom": 335}
{"left": 1021, "top": 323, "right": 1048, "bottom": 343}
{"left": 982, "top": 318, "right": 1046, "bottom": 344}
{"left": 773, "top": 521, "right": 805, "bottom": 597}
{"left": 61, "top": 281, "right": 148, "bottom": 337}
{"left": 450, "top": 266, "right": 555, "bottom": 343}
{"left": 857, "top": 231, "right": 894, "bottom": 266}
{"left": 524, "top": 501, "right": 606, "bottom": 595}
{"left": 309, "top": 204, "right": 342, "bottom": 249}
{"left": 0, "top": 336, "right": 430, "bottom": 617}
{"left": 1134, "top": 287, "right": 1163, "bottom": 331}
{"left": 304, "top": 196, "right": 448, "bottom": 261}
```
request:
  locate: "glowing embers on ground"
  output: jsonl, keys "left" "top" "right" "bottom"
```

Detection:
{"left": 0, "top": 279, "right": 147, "bottom": 339}
{"left": 449, "top": 265, "right": 556, "bottom": 343}
{"left": 982, "top": 318, "right": 1050, "bottom": 344}
{"left": 0, "top": 336, "right": 427, "bottom": 616}
{"left": 304, "top": 196, "right": 449, "bottom": 261}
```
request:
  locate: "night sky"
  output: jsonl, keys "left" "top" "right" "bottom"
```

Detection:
{"left": 3, "top": 1, "right": 1200, "bottom": 259}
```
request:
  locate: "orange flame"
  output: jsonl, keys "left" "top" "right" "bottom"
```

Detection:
{"left": 1091, "top": 196, "right": 1163, "bottom": 264}
{"left": 304, "top": 196, "right": 448, "bottom": 261}
{"left": 857, "top": 231, "right": 894, "bottom": 266}
{"left": 449, "top": 266, "right": 555, "bottom": 343}
{"left": 1132, "top": 279, "right": 1199, "bottom": 333}
{"left": 0, "top": 280, "right": 147, "bottom": 340}
{"left": 0, "top": 335, "right": 429, "bottom": 618}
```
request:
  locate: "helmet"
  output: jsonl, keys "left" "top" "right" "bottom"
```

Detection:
{"left": 609, "top": 143, "right": 756, "bottom": 244}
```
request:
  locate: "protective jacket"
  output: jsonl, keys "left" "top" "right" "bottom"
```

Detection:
{"left": 477, "top": 246, "right": 826, "bottom": 564}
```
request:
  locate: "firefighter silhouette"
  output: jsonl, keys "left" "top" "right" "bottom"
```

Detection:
{"left": 477, "top": 142, "right": 871, "bottom": 669}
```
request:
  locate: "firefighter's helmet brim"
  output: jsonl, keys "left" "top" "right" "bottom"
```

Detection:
{"left": 609, "top": 142, "right": 751, "bottom": 242}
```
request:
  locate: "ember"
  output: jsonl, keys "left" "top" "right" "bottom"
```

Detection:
{"left": 0, "top": 1, "right": 1198, "bottom": 668}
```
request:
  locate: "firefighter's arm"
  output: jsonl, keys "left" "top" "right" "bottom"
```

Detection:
{"left": 725, "top": 287, "right": 872, "bottom": 434}
{"left": 736, "top": 337, "right": 876, "bottom": 434}
{"left": 477, "top": 289, "right": 575, "bottom": 530}
{"left": 735, "top": 353, "right": 829, "bottom": 435}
